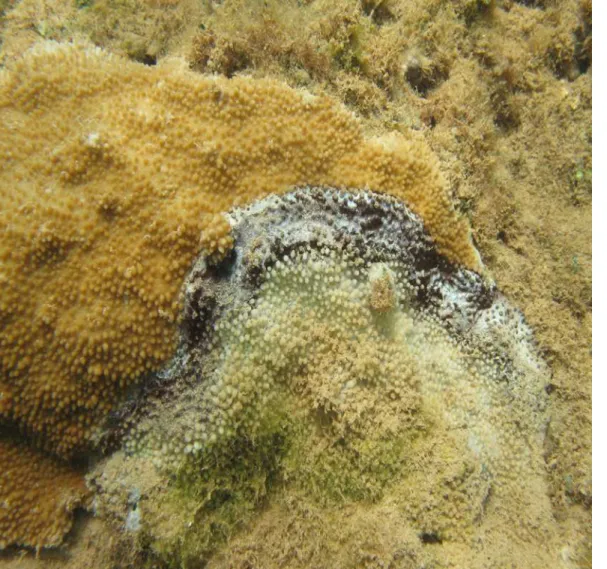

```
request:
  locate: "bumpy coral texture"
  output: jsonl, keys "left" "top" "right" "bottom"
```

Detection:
{"left": 0, "top": 42, "right": 479, "bottom": 461}
{"left": 0, "top": 439, "right": 89, "bottom": 549}
{"left": 104, "top": 189, "right": 551, "bottom": 566}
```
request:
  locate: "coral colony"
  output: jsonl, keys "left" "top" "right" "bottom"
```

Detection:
{"left": 1, "top": 42, "right": 551, "bottom": 565}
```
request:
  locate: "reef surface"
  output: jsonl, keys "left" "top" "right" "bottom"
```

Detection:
{"left": 0, "top": 0, "right": 591, "bottom": 568}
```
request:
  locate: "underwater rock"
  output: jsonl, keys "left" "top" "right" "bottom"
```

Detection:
{"left": 91, "top": 187, "right": 555, "bottom": 568}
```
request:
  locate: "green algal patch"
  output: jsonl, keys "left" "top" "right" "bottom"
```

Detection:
{"left": 284, "top": 424, "right": 425, "bottom": 505}
{"left": 151, "top": 407, "right": 292, "bottom": 568}
{"left": 147, "top": 386, "right": 423, "bottom": 568}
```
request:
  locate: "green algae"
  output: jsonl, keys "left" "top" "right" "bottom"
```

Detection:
{"left": 147, "top": 393, "right": 428, "bottom": 568}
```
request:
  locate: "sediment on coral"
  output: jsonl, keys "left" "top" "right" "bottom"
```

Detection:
{"left": 91, "top": 187, "right": 555, "bottom": 568}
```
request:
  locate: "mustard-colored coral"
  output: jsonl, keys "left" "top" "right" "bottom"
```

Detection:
{"left": 0, "top": 439, "right": 89, "bottom": 549}
{"left": 198, "top": 213, "right": 234, "bottom": 259}
{"left": 0, "top": 41, "right": 477, "bottom": 463}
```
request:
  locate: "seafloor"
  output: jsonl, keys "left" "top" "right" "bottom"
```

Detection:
{"left": 0, "top": 0, "right": 591, "bottom": 568}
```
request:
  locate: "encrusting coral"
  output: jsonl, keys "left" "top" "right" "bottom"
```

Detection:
{"left": 0, "top": 438, "right": 89, "bottom": 550}
{"left": 92, "top": 188, "right": 554, "bottom": 568}
{"left": 0, "top": 41, "right": 478, "bottom": 548}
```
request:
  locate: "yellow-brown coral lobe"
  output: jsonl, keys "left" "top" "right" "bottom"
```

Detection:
{"left": 0, "top": 42, "right": 477, "bottom": 459}
{"left": 0, "top": 438, "right": 89, "bottom": 549}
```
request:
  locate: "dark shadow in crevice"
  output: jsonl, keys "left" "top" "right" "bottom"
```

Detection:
{"left": 405, "top": 62, "right": 449, "bottom": 98}
{"left": 419, "top": 532, "right": 443, "bottom": 545}
{"left": 512, "top": 0, "right": 545, "bottom": 8}
{"left": 361, "top": 0, "right": 397, "bottom": 26}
